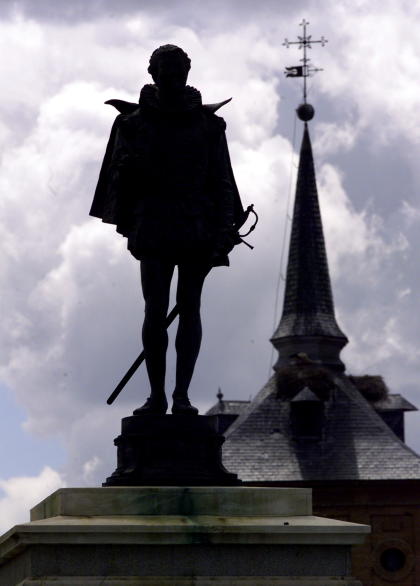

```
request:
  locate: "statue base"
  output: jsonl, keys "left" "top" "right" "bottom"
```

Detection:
{"left": 0, "top": 486, "right": 368, "bottom": 585}
{"left": 103, "top": 414, "right": 240, "bottom": 486}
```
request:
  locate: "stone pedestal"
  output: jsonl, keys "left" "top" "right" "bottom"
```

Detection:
{"left": 0, "top": 486, "right": 369, "bottom": 585}
{"left": 104, "top": 414, "right": 240, "bottom": 486}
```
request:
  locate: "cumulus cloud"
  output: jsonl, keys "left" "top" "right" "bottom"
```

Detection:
{"left": 314, "top": 122, "right": 358, "bottom": 157}
{"left": 401, "top": 200, "right": 420, "bottom": 225}
{"left": 318, "top": 162, "right": 408, "bottom": 278}
{"left": 0, "top": 0, "right": 419, "bottom": 500}
{"left": 317, "top": 0, "right": 420, "bottom": 146}
{"left": 0, "top": 467, "right": 64, "bottom": 534}
{"left": 0, "top": 10, "right": 298, "bottom": 485}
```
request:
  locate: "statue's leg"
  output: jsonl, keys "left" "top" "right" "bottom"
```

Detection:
{"left": 172, "top": 263, "right": 210, "bottom": 415}
{"left": 134, "top": 259, "right": 175, "bottom": 415}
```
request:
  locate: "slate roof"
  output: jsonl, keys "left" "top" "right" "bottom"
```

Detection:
{"left": 223, "top": 375, "right": 420, "bottom": 481}
{"left": 221, "top": 120, "right": 420, "bottom": 483}
{"left": 272, "top": 124, "right": 347, "bottom": 341}
{"left": 206, "top": 400, "right": 251, "bottom": 416}
{"left": 372, "top": 393, "right": 417, "bottom": 412}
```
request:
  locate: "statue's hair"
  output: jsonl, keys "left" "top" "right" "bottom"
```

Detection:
{"left": 148, "top": 44, "right": 191, "bottom": 77}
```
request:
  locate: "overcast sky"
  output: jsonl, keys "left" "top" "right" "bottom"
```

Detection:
{"left": 0, "top": 0, "right": 419, "bottom": 532}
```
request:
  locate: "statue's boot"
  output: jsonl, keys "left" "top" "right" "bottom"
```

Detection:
{"left": 171, "top": 393, "right": 199, "bottom": 415}
{"left": 133, "top": 394, "right": 168, "bottom": 415}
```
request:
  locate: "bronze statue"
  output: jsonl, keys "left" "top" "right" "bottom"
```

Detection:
{"left": 90, "top": 45, "right": 244, "bottom": 415}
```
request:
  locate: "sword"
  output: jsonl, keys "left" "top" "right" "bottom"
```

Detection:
{"left": 106, "top": 305, "right": 179, "bottom": 405}
{"left": 106, "top": 205, "right": 258, "bottom": 405}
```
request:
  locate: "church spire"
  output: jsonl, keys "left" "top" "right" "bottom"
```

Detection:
{"left": 271, "top": 21, "right": 348, "bottom": 372}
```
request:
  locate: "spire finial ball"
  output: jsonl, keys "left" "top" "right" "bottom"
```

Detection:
{"left": 297, "top": 103, "right": 315, "bottom": 121}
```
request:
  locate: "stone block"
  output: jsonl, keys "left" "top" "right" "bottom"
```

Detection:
{"left": 31, "top": 486, "right": 313, "bottom": 520}
{"left": 0, "top": 486, "right": 369, "bottom": 585}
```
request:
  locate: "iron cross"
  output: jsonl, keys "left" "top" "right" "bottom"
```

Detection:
{"left": 283, "top": 19, "right": 328, "bottom": 103}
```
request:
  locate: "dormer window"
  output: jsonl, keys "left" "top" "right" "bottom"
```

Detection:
{"left": 291, "top": 386, "right": 324, "bottom": 439}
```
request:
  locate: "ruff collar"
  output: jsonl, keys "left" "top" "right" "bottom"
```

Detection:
{"left": 105, "top": 87, "right": 231, "bottom": 116}
{"left": 139, "top": 84, "right": 202, "bottom": 112}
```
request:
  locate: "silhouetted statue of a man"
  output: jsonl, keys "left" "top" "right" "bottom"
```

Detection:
{"left": 90, "top": 45, "right": 243, "bottom": 415}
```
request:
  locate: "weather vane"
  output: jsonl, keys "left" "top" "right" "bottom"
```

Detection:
{"left": 283, "top": 19, "right": 327, "bottom": 120}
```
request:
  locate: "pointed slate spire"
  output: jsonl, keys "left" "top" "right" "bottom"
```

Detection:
{"left": 271, "top": 119, "right": 348, "bottom": 372}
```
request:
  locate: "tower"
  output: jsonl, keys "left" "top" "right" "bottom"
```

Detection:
{"left": 273, "top": 18, "right": 347, "bottom": 372}
{"left": 208, "top": 21, "right": 420, "bottom": 585}
{"left": 271, "top": 114, "right": 348, "bottom": 371}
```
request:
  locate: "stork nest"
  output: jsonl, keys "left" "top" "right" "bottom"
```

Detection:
{"left": 347, "top": 375, "right": 389, "bottom": 402}
{"left": 276, "top": 365, "right": 336, "bottom": 401}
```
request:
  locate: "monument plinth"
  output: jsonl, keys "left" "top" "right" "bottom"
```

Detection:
{"left": 0, "top": 486, "right": 368, "bottom": 585}
{"left": 104, "top": 414, "right": 240, "bottom": 486}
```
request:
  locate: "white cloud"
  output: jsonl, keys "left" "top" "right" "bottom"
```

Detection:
{"left": 318, "top": 162, "right": 408, "bottom": 278}
{"left": 0, "top": 14, "right": 292, "bottom": 451}
{"left": 318, "top": 0, "right": 420, "bottom": 145}
{"left": 314, "top": 122, "right": 358, "bottom": 156}
{"left": 82, "top": 456, "right": 101, "bottom": 484}
{"left": 0, "top": 1, "right": 420, "bottom": 488}
{"left": 0, "top": 467, "right": 64, "bottom": 534}
{"left": 401, "top": 200, "right": 420, "bottom": 224}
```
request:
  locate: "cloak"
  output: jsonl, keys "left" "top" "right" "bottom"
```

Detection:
{"left": 90, "top": 85, "right": 244, "bottom": 266}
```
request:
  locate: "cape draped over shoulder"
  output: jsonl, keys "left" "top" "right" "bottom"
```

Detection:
{"left": 90, "top": 85, "right": 244, "bottom": 266}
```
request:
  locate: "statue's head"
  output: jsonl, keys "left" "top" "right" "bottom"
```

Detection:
{"left": 148, "top": 45, "right": 191, "bottom": 94}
